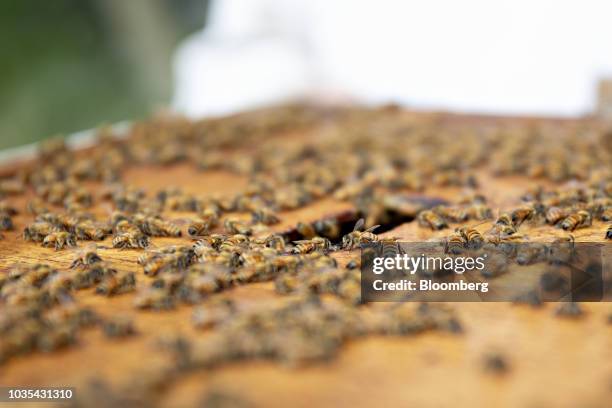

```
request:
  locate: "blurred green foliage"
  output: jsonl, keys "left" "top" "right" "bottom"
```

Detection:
{"left": 0, "top": 0, "right": 206, "bottom": 150}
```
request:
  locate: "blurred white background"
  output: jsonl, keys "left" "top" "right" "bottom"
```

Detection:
{"left": 172, "top": 0, "right": 612, "bottom": 117}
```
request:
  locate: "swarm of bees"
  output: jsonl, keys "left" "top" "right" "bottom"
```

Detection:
{"left": 0, "top": 103, "right": 610, "bottom": 404}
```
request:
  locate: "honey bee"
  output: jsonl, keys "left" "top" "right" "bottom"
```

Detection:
{"left": 417, "top": 210, "right": 448, "bottom": 230}
{"left": 135, "top": 214, "right": 182, "bottom": 237}
{"left": 292, "top": 237, "right": 333, "bottom": 254}
{"left": 495, "top": 213, "right": 513, "bottom": 226}
{"left": 559, "top": 210, "right": 591, "bottom": 231}
{"left": 188, "top": 218, "right": 214, "bottom": 237}
{"left": 263, "top": 234, "right": 286, "bottom": 251}
{"left": 22, "top": 221, "right": 53, "bottom": 242}
{"left": 601, "top": 207, "right": 612, "bottom": 221}
{"left": 545, "top": 206, "right": 569, "bottom": 225}
{"left": 510, "top": 204, "right": 536, "bottom": 227}
{"left": 444, "top": 231, "right": 466, "bottom": 254}
{"left": 606, "top": 224, "right": 611, "bottom": 240}
{"left": 112, "top": 231, "right": 150, "bottom": 249}
{"left": 70, "top": 244, "right": 102, "bottom": 268}
{"left": 296, "top": 222, "right": 316, "bottom": 239}
{"left": 251, "top": 207, "right": 280, "bottom": 225}
{"left": 74, "top": 220, "right": 107, "bottom": 241}
{"left": 43, "top": 231, "right": 77, "bottom": 250}
{"left": 457, "top": 226, "right": 484, "bottom": 250}
{"left": 466, "top": 204, "right": 493, "bottom": 220}
{"left": 313, "top": 218, "right": 341, "bottom": 239}
{"left": 142, "top": 255, "right": 171, "bottom": 277}
{"left": 224, "top": 218, "right": 252, "bottom": 235}
{"left": 102, "top": 316, "right": 136, "bottom": 338}
{"left": 433, "top": 205, "right": 468, "bottom": 223}
{"left": 96, "top": 272, "right": 136, "bottom": 296}
{"left": 342, "top": 218, "right": 388, "bottom": 250}
{"left": 192, "top": 300, "right": 235, "bottom": 329}
{"left": 134, "top": 287, "right": 175, "bottom": 310}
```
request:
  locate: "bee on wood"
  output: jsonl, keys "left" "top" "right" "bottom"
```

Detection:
{"left": 263, "top": 234, "right": 286, "bottom": 251}
{"left": 74, "top": 220, "right": 107, "bottom": 241}
{"left": 45, "top": 273, "right": 74, "bottom": 300}
{"left": 134, "top": 287, "right": 175, "bottom": 310}
{"left": 495, "top": 213, "right": 513, "bottom": 226}
{"left": 292, "top": 237, "right": 333, "bottom": 254}
{"left": 251, "top": 206, "right": 280, "bottom": 225}
{"left": 135, "top": 214, "right": 182, "bottom": 237}
{"left": 96, "top": 271, "right": 136, "bottom": 296}
{"left": 23, "top": 221, "right": 54, "bottom": 242}
{"left": 70, "top": 244, "right": 102, "bottom": 268}
{"left": 42, "top": 231, "right": 76, "bottom": 250}
{"left": 192, "top": 300, "right": 235, "bottom": 329}
{"left": 224, "top": 218, "right": 252, "bottom": 235}
{"left": 342, "top": 218, "right": 388, "bottom": 250}
{"left": 296, "top": 222, "right": 316, "bottom": 239}
{"left": 559, "top": 210, "right": 591, "bottom": 231}
{"left": 510, "top": 204, "right": 536, "bottom": 227}
{"left": 102, "top": 316, "right": 136, "bottom": 338}
{"left": 457, "top": 226, "right": 484, "bottom": 250}
{"left": 545, "top": 206, "right": 569, "bottom": 225}
{"left": 434, "top": 205, "right": 468, "bottom": 223}
{"left": 164, "top": 193, "right": 199, "bottom": 212}
{"left": 466, "top": 204, "right": 493, "bottom": 220}
{"left": 600, "top": 207, "right": 612, "bottom": 221}
{"left": 444, "top": 231, "right": 466, "bottom": 254}
{"left": 313, "top": 218, "right": 341, "bottom": 239}
{"left": 188, "top": 218, "right": 213, "bottom": 237}
{"left": 37, "top": 325, "right": 77, "bottom": 352}
{"left": 112, "top": 231, "right": 150, "bottom": 249}
{"left": 417, "top": 210, "right": 448, "bottom": 230}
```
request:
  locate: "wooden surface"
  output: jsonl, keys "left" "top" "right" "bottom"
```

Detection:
{"left": 0, "top": 114, "right": 611, "bottom": 408}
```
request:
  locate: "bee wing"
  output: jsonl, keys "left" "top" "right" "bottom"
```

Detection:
{"left": 364, "top": 225, "right": 381, "bottom": 233}
{"left": 353, "top": 218, "right": 365, "bottom": 232}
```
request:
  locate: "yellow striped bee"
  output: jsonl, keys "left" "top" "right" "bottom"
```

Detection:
{"left": 70, "top": 244, "right": 102, "bottom": 268}
{"left": 342, "top": 218, "right": 388, "bottom": 250}
{"left": 545, "top": 206, "right": 568, "bottom": 225}
{"left": 292, "top": 237, "right": 333, "bottom": 254}
{"left": 224, "top": 218, "right": 252, "bottom": 235}
{"left": 434, "top": 205, "right": 468, "bottom": 223}
{"left": 417, "top": 210, "right": 448, "bottom": 230}
{"left": 559, "top": 210, "right": 591, "bottom": 231}
{"left": 466, "top": 204, "right": 493, "bottom": 220}
{"left": 444, "top": 231, "right": 466, "bottom": 254}
{"left": 42, "top": 231, "right": 77, "bottom": 250}
{"left": 457, "top": 226, "right": 484, "bottom": 250}
{"left": 495, "top": 213, "right": 513, "bottom": 226}
{"left": 188, "top": 218, "right": 213, "bottom": 237}
{"left": 112, "top": 231, "right": 149, "bottom": 249}
{"left": 510, "top": 204, "right": 536, "bottom": 227}
{"left": 251, "top": 207, "right": 280, "bottom": 225}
